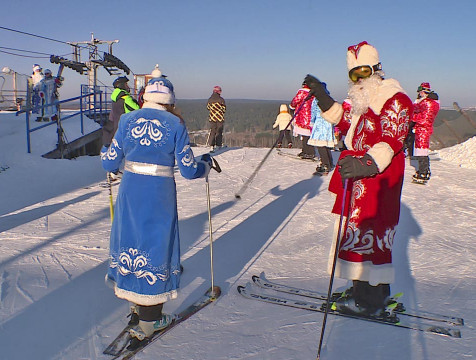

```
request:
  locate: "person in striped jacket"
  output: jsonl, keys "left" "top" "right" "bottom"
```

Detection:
{"left": 207, "top": 86, "right": 226, "bottom": 151}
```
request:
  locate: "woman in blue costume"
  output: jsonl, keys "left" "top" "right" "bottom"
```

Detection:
{"left": 101, "top": 66, "right": 211, "bottom": 345}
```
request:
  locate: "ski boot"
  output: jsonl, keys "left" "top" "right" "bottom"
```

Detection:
{"left": 128, "top": 305, "right": 139, "bottom": 326}
{"left": 412, "top": 170, "right": 431, "bottom": 184}
{"left": 313, "top": 165, "right": 331, "bottom": 176}
{"left": 128, "top": 314, "right": 173, "bottom": 350}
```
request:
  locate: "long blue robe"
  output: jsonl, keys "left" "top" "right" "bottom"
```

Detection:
{"left": 101, "top": 104, "right": 207, "bottom": 305}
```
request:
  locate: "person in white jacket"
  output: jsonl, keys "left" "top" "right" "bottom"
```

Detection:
{"left": 273, "top": 104, "right": 293, "bottom": 148}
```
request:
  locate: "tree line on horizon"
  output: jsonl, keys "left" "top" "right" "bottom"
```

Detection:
{"left": 177, "top": 99, "right": 476, "bottom": 149}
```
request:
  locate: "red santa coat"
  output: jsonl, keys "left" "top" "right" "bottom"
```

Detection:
{"left": 412, "top": 96, "right": 440, "bottom": 155}
{"left": 289, "top": 87, "right": 313, "bottom": 136}
{"left": 322, "top": 79, "right": 413, "bottom": 285}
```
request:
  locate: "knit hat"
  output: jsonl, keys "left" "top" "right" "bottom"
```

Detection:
{"left": 279, "top": 104, "right": 288, "bottom": 113}
{"left": 213, "top": 86, "right": 222, "bottom": 94}
{"left": 418, "top": 82, "right": 431, "bottom": 93}
{"left": 44, "top": 69, "right": 52, "bottom": 76}
{"left": 347, "top": 41, "right": 381, "bottom": 71}
{"left": 143, "top": 65, "right": 175, "bottom": 105}
{"left": 33, "top": 64, "right": 42, "bottom": 72}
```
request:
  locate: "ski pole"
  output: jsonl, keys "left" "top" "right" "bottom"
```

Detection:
{"left": 204, "top": 156, "right": 222, "bottom": 299}
{"left": 234, "top": 94, "right": 311, "bottom": 199}
{"left": 316, "top": 178, "right": 350, "bottom": 360}
{"left": 107, "top": 172, "right": 114, "bottom": 223}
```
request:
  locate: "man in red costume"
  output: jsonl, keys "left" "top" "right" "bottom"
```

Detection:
{"left": 411, "top": 82, "right": 440, "bottom": 183}
{"left": 305, "top": 41, "right": 413, "bottom": 315}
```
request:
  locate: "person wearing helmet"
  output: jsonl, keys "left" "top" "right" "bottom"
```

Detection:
{"left": 102, "top": 76, "right": 140, "bottom": 147}
{"left": 101, "top": 66, "right": 212, "bottom": 349}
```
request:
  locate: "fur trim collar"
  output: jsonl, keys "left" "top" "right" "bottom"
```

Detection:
{"left": 142, "top": 102, "right": 167, "bottom": 111}
{"left": 368, "top": 79, "right": 406, "bottom": 115}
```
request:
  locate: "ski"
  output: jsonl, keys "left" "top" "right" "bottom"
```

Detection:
{"left": 106, "top": 286, "right": 221, "bottom": 359}
{"left": 412, "top": 179, "right": 428, "bottom": 185}
{"left": 238, "top": 283, "right": 461, "bottom": 338}
{"left": 276, "top": 148, "right": 318, "bottom": 162}
{"left": 103, "top": 324, "right": 135, "bottom": 356}
{"left": 252, "top": 272, "right": 463, "bottom": 326}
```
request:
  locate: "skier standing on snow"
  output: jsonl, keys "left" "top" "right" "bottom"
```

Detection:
{"left": 290, "top": 82, "right": 315, "bottom": 159}
{"left": 273, "top": 104, "right": 293, "bottom": 148}
{"left": 411, "top": 82, "right": 440, "bottom": 183}
{"left": 39, "top": 69, "right": 61, "bottom": 122}
{"left": 102, "top": 76, "right": 140, "bottom": 147}
{"left": 101, "top": 66, "right": 213, "bottom": 348}
{"left": 31, "top": 64, "right": 44, "bottom": 122}
{"left": 207, "top": 85, "right": 226, "bottom": 152}
{"left": 304, "top": 41, "right": 413, "bottom": 316}
{"left": 308, "top": 86, "right": 337, "bottom": 175}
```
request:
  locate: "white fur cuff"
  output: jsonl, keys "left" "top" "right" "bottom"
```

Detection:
{"left": 367, "top": 142, "right": 394, "bottom": 172}
{"left": 321, "top": 102, "right": 343, "bottom": 125}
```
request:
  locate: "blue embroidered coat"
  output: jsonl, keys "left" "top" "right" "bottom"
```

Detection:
{"left": 101, "top": 104, "right": 207, "bottom": 305}
{"left": 308, "top": 98, "right": 336, "bottom": 148}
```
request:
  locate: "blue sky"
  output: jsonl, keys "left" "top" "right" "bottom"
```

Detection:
{"left": 1, "top": 0, "right": 475, "bottom": 107}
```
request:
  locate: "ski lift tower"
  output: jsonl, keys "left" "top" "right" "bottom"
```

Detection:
{"left": 69, "top": 33, "right": 120, "bottom": 91}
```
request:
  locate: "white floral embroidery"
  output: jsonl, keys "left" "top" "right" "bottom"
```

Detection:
{"left": 341, "top": 223, "right": 375, "bottom": 255}
{"left": 108, "top": 248, "right": 156, "bottom": 285}
{"left": 381, "top": 99, "right": 410, "bottom": 141}
{"left": 341, "top": 223, "right": 395, "bottom": 255}
{"left": 130, "top": 118, "right": 168, "bottom": 147}
{"left": 179, "top": 145, "right": 195, "bottom": 167}
{"left": 376, "top": 228, "right": 395, "bottom": 251}
{"left": 109, "top": 248, "right": 173, "bottom": 284}
{"left": 102, "top": 138, "right": 121, "bottom": 160}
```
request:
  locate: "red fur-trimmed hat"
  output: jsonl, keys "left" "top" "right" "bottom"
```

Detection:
{"left": 418, "top": 82, "right": 431, "bottom": 93}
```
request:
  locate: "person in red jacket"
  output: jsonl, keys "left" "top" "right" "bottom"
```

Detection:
{"left": 305, "top": 41, "right": 413, "bottom": 316}
{"left": 290, "top": 83, "right": 315, "bottom": 159}
{"left": 411, "top": 82, "right": 440, "bottom": 183}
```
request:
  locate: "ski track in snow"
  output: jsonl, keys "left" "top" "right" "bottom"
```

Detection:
{"left": 15, "top": 271, "right": 34, "bottom": 304}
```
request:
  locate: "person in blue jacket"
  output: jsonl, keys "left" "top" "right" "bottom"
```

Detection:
{"left": 101, "top": 66, "right": 212, "bottom": 347}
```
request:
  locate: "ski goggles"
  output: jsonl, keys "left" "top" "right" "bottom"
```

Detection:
{"left": 417, "top": 85, "right": 431, "bottom": 93}
{"left": 348, "top": 63, "right": 382, "bottom": 82}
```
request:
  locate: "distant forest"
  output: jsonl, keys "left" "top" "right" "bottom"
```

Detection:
{"left": 176, "top": 99, "right": 476, "bottom": 149}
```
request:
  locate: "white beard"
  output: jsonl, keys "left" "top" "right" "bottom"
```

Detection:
{"left": 347, "top": 74, "right": 383, "bottom": 117}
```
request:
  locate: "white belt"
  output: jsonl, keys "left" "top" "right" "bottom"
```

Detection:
{"left": 124, "top": 160, "right": 174, "bottom": 177}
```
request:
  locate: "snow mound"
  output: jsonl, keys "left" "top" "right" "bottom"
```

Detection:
{"left": 437, "top": 136, "right": 476, "bottom": 169}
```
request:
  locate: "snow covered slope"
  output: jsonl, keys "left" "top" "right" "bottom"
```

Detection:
{"left": 0, "top": 112, "right": 474, "bottom": 360}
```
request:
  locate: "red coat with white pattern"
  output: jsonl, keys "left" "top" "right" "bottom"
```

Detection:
{"left": 324, "top": 81, "right": 412, "bottom": 285}
{"left": 412, "top": 97, "right": 440, "bottom": 150}
{"left": 290, "top": 87, "right": 313, "bottom": 134}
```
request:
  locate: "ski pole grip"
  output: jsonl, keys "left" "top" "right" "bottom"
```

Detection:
{"left": 212, "top": 158, "right": 222, "bottom": 173}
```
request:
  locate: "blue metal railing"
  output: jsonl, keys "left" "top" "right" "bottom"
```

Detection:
{"left": 16, "top": 82, "right": 111, "bottom": 153}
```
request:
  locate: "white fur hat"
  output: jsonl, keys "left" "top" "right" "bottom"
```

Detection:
{"left": 143, "top": 65, "right": 175, "bottom": 105}
{"left": 346, "top": 41, "right": 380, "bottom": 71}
